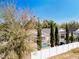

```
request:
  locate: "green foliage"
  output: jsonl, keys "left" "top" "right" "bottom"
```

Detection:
{"left": 55, "top": 25, "right": 59, "bottom": 45}
{"left": 65, "top": 24, "right": 69, "bottom": 44}
{"left": 69, "top": 31, "right": 74, "bottom": 43}
{"left": 50, "top": 21, "right": 55, "bottom": 47}
{"left": 37, "top": 20, "right": 42, "bottom": 50}
{"left": 60, "top": 21, "right": 79, "bottom": 31}
{"left": 77, "top": 36, "right": 79, "bottom": 42}
{"left": 42, "top": 20, "right": 50, "bottom": 28}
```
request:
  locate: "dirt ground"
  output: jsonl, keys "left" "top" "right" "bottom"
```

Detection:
{"left": 48, "top": 48, "right": 79, "bottom": 59}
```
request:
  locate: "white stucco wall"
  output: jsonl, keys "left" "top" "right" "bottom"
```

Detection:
{"left": 31, "top": 42, "right": 79, "bottom": 59}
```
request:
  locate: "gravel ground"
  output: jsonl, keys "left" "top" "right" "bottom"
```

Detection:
{"left": 48, "top": 48, "right": 79, "bottom": 59}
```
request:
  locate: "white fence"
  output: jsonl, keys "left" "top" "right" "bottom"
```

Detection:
{"left": 31, "top": 42, "right": 79, "bottom": 59}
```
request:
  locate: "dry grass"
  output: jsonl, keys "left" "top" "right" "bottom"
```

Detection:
{"left": 48, "top": 48, "right": 79, "bottom": 59}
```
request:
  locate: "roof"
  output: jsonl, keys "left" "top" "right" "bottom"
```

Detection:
{"left": 75, "top": 29, "right": 79, "bottom": 33}
{"left": 29, "top": 28, "right": 67, "bottom": 37}
{"left": 59, "top": 28, "right": 65, "bottom": 32}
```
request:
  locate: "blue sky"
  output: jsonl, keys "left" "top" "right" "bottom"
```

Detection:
{"left": 1, "top": 0, "right": 79, "bottom": 23}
